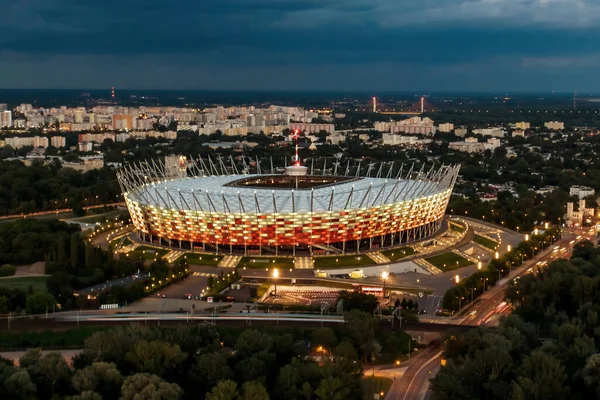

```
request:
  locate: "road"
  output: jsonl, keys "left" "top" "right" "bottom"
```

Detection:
{"left": 383, "top": 230, "right": 577, "bottom": 400}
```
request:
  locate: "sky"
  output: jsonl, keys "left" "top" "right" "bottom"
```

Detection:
{"left": 1, "top": 0, "right": 600, "bottom": 92}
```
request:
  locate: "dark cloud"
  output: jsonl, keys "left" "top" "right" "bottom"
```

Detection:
{"left": 1, "top": 0, "right": 599, "bottom": 90}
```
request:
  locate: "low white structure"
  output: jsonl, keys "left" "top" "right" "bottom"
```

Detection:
{"left": 570, "top": 185, "right": 595, "bottom": 199}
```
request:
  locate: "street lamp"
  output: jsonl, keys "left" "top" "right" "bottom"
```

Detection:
{"left": 381, "top": 271, "right": 389, "bottom": 298}
{"left": 495, "top": 251, "right": 499, "bottom": 259}
{"left": 272, "top": 268, "right": 279, "bottom": 297}
{"left": 469, "top": 287, "right": 476, "bottom": 304}
{"left": 394, "top": 360, "right": 400, "bottom": 381}
{"left": 507, "top": 244, "right": 511, "bottom": 252}
{"left": 477, "top": 261, "right": 482, "bottom": 270}
{"left": 525, "top": 234, "right": 529, "bottom": 241}
{"left": 454, "top": 274, "right": 460, "bottom": 284}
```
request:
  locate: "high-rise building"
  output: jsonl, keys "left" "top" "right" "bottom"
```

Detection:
{"left": 0, "top": 111, "right": 12, "bottom": 128}
{"left": 545, "top": 121, "right": 565, "bottom": 130}
{"left": 438, "top": 123, "right": 454, "bottom": 133}
{"left": 516, "top": 121, "right": 530, "bottom": 130}
{"left": 50, "top": 136, "right": 66, "bottom": 148}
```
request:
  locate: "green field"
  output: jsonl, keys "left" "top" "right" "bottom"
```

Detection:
{"left": 313, "top": 254, "right": 375, "bottom": 270}
{"left": 130, "top": 246, "right": 169, "bottom": 260}
{"left": 362, "top": 377, "right": 393, "bottom": 400}
{"left": 0, "top": 276, "right": 48, "bottom": 292}
{"left": 239, "top": 257, "right": 295, "bottom": 270}
{"left": 381, "top": 247, "right": 417, "bottom": 262}
{"left": 474, "top": 234, "right": 498, "bottom": 250}
{"left": 450, "top": 222, "right": 466, "bottom": 233}
{"left": 425, "top": 252, "right": 473, "bottom": 271}
{"left": 184, "top": 253, "right": 223, "bottom": 266}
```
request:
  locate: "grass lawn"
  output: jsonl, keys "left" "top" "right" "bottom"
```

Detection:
{"left": 474, "top": 234, "right": 498, "bottom": 250}
{"left": 381, "top": 247, "right": 417, "bottom": 262}
{"left": 184, "top": 253, "right": 223, "bottom": 266}
{"left": 256, "top": 282, "right": 271, "bottom": 298}
{"left": 313, "top": 254, "right": 375, "bottom": 270}
{"left": 239, "top": 257, "right": 295, "bottom": 270}
{"left": 425, "top": 252, "right": 473, "bottom": 271}
{"left": 362, "top": 377, "right": 393, "bottom": 400}
{"left": 449, "top": 222, "right": 465, "bottom": 233}
{"left": 0, "top": 276, "right": 48, "bottom": 292}
{"left": 130, "top": 246, "right": 169, "bottom": 260}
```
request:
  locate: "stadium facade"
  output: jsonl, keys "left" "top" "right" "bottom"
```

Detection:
{"left": 117, "top": 156, "right": 459, "bottom": 256}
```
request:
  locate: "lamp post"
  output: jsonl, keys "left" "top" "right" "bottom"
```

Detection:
{"left": 469, "top": 287, "right": 475, "bottom": 304}
{"left": 394, "top": 360, "right": 400, "bottom": 381}
{"left": 477, "top": 261, "right": 482, "bottom": 270}
{"left": 507, "top": 244, "right": 511, "bottom": 252}
{"left": 382, "top": 271, "right": 389, "bottom": 299}
{"left": 272, "top": 268, "right": 279, "bottom": 297}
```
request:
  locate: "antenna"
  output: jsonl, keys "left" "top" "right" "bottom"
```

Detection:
{"left": 293, "top": 129, "right": 300, "bottom": 166}
{"left": 111, "top": 86, "right": 115, "bottom": 100}
{"left": 573, "top": 90, "right": 577, "bottom": 110}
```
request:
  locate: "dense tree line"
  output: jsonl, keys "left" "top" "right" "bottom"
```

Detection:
{"left": 0, "top": 160, "right": 120, "bottom": 215}
{"left": 431, "top": 240, "right": 600, "bottom": 400}
{"left": 0, "top": 311, "right": 415, "bottom": 399}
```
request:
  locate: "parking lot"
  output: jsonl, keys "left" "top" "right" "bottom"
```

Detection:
{"left": 154, "top": 276, "right": 210, "bottom": 299}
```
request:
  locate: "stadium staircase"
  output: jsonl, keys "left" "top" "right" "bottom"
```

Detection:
{"left": 451, "top": 249, "right": 480, "bottom": 264}
{"left": 164, "top": 250, "right": 185, "bottom": 263}
{"left": 413, "top": 258, "right": 443, "bottom": 275}
{"left": 219, "top": 255, "right": 242, "bottom": 268}
{"left": 118, "top": 242, "right": 140, "bottom": 254}
{"left": 312, "top": 244, "right": 343, "bottom": 254}
{"left": 294, "top": 257, "right": 314, "bottom": 269}
{"left": 365, "top": 251, "right": 391, "bottom": 264}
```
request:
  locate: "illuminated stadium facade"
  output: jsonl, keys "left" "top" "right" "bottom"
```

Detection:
{"left": 117, "top": 156, "right": 459, "bottom": 256}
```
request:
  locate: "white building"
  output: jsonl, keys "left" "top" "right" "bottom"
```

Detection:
{"left": 438, "top": 123, "right": 454, "bottom": 133}
{"left": 50, "top": 136, "right": 66, "bottom": 148}
{"left": 545, "top": 121, "right": 565, "bottom": 130}
{"left": 516, "top": 122, "right": 530, "bottom": 130}
{"left": 454, "top": 127, "right": 468, "bottom": 137}
{"left": 5, "top": 136, "right": 48, "bottom": 149}
{"left": 289, "top": 123, "right": 335, "bottom": 134}
{"left": 0, "top": 111, "right": 11, "bottom": 128}
{"left": 374, "top": 122, "right": 391, "bottom": 132}
{"left": 448, "top": 137, "right": 500, "bottom": 154}
{"left": 566, "top": 200, "right": 595, "bottom": 226}
{"left": 382, "top": 134, "right": 432, "bottom": 147}
{"left": 391, "top": 117, "right": 436, "bottom": 135}
{"left": 512, "top": 130, "right": 525, "bottom": 137}
{"left": 472, "top": 127, "right": 505, "bottom": 137}
{"left": 570, "top": 185, "right": 595, "bottom": 199}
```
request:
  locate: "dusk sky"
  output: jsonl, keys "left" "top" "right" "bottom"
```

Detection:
{"left": 2, "top": 0, "right": 600, "bottom": 92}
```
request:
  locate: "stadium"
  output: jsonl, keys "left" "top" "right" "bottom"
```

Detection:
{"left": 117, "top": 155, "right": 459, "bottom": 256}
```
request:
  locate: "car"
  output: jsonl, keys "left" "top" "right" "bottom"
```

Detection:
{"left": 157, "top": 293, "right": 166, "bottom": 298}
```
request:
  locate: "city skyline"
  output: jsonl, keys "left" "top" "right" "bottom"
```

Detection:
{"left": 2, "top": 0, "right": 600, "bottom": 91}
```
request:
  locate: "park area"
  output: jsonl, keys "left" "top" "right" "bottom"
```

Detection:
{"left": 184, "top": 253, "right": 222, "bottom": 266}
{"left": 0, "top": 276, "right": 48, "bottom": 292}
{"left": 313, "top": 254, "right": 374, "bottom": 270}
{"left": 381, "top": 247, "right": 417, "bottom": 262}
{"left": 128, "top": 246, "right": 169, "bottom": 260}
{"left": 238, "top": 257, "right": 295, "bottom": 270}
{"left": 425, "top": 252, "right": 472, "bottom": 271}
{"left": 474, "top": 234, "right": 498, "bottom": 250}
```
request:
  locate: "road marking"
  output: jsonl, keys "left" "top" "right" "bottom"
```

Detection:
{"left": 401, "top": 350, "right": 443, "bottom": 400}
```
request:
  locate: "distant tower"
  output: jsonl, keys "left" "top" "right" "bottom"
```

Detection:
{"left": 573, "top": 91, "right": 577, "bottom": 110}
{"left": 372, "top": 97, "right": 377, "bottom": 113}
{"left": 420, "top": 97, "right": 425, "bottom": 114}
{"left": 111, "top": 86, "right": 115, "bottom": 100}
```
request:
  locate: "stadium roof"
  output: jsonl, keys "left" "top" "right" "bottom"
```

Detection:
{"left": 126, "top": 174, "right": 453, "bottom": 214}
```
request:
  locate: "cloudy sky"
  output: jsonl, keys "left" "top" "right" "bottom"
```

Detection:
{"left": 1, "top": 0, "right": 600, "bottom": 92}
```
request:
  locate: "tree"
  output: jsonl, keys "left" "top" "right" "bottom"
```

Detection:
{"left": 311, "top": 327, "right": 337, "bottom": 351}
{"left": 343, "top": 310, "right": 377, "bottom": 361}
{"left": 5, "top": 370, "right": 37, "bottom": 400}
{"left": 125, "top": 340, "right": 187, "bottom": 376}
{"left": 314, "top": 376, "right": 351, "bottom": 400}
{"left": 583, "top": 353, "right": 600, "bottom": 399}
{"left": 25, "top": 292, "right": 56, "bottom": 314}
{"left": 0, "top": 296, "right": 8, "bottom": 314}
{"left": 120, "top": 373, "right": 183, "bottom": 400}
{"left": 205, "top": 379, "right": 238, "bottom": 400}
{"left": 191, "top": 352, "right": 233, "bottom": 388}
{"left": 512, "top": 351, "right": 567, "bottom": 400}
{"left": 24, "top": 352, "right": 72, "bottom": 399}
{"left": 239, "top": 381, "right": 270, "bottom": 400}
{"left": 72, "top": 362, "right": 122, "bottom": 399}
